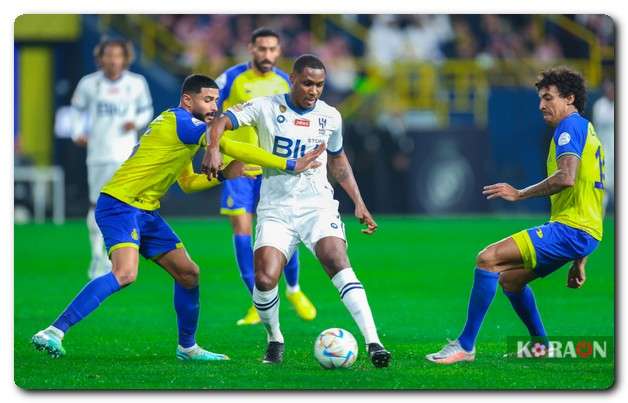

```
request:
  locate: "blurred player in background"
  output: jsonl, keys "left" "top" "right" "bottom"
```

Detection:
{"left": 215, "top": 28, "right": 316, "bottom": 325}
{"left": 427, "top": 67, "right": 604, "bottom": 364}
{"left": 72, "top": 38, "right": 154, "bottom": 279}
{"left": 203, "top": 55, "right": 391, "bottom": 368}
{"left": 592, "top": 77, "right": 614, "bottom": 213}
{"left": 32, "top": 74, "right": 323, "bottom": 360}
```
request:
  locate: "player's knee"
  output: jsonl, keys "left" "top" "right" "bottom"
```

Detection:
{"left": 255, "top": 271, "right": 276, "bottom": 291}
{"left": 177, "top": 262, "right": 200, "bottom": 288}
{"left": 476, "top": 247, "right": 497, "bottom": 271}
{"left": 112, "top": 266, "right": 138, "bottom": 287}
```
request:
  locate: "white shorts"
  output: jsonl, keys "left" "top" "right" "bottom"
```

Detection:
{"left": 254, "top": 207, "right": 347, "bottom": 261}
{"left": 87, "top": 162, "right": 123, "bottom": 204}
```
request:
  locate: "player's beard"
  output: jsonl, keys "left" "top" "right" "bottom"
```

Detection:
{"left": 193, "top": 111, "right": 214, "bottom": 123}
{"left": 253, "top": 58, "right": 274, "bottom": 73}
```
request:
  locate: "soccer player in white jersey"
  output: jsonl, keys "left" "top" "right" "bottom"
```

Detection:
{"left": 201, "top": 55, "right": 392, "bottom": 368}
{"left": 72, "top": 38, "right": 154, "bottom": 279}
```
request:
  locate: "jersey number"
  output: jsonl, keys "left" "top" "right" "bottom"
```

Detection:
{"left": 594, "top": 145, "right": 605, "bottom": 190}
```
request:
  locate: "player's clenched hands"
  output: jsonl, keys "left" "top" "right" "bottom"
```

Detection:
{"left": 567, "top": 262, "right": 586, "bottom": 289}
{"left": 201, "top": 147, "right": 223, "bottom": 180}
{"left": 482, "top": 183, "right": 522, "bottom": 202}
{"left": 294, "top": 144, "right": 326, "bottom": 173}
{"left": 356, "top": 204, "right": 378, "bottom": 235}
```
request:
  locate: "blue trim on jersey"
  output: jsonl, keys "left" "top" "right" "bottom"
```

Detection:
{"left": 217, "top": 63, "right": 249, "bottom": 111}
{"left": 327, "top": 147, "right": 343, "bottom": 156}
{"left": 273, "top": 67, "right": 291, "bottom": 87}
{"left": 224, "top": 110, "right": 239, "bottom": 130}
{"left": 172, "top": 107, "right": 207, "bottom": 145}
{"left": 284, "top": 94, "right": 315, "bottom": 115}
{"left": 554, "top": 112, "right": 588, "bottom": 160}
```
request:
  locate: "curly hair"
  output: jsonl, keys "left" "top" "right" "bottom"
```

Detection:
{"left": 93, "top": 38, "right": 135, "bottom": 68}
{"left": 534, "top": 66, "right": 587, "bottom": 113}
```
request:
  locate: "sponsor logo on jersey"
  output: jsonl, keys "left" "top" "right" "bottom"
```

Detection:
{"left": 331, "top": 223, "right": 339, "bottom": 229}
{"left": 277, "top": 115, "right": 286, "bottom": 123}
{"left": 191, "top": 117, "right": 204, "bottom": 126}
{"left": 558, "top": 132, "right": 571, "bottom": 146}
{"left": 294, "top": 118, "right": 310, "bottom": 127}
{"left": 273, "top": 135, "right": 306, "bottom": 158}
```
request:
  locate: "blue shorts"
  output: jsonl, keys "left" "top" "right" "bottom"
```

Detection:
{"left": 95, "top": 193, "right": 183, "bottom": 259}
{"left": 220, "top": 175, "right": 262, "bottom": 216}
{"left": 512, "top": 221, "right": 599, "bottom": 277}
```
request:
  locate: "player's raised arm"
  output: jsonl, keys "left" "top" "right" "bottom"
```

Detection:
{"left": 482, "top": 154, "right": 579, "bottom": 202}
{"left": 328, "top": 151, "right": 378, "bottom": 235}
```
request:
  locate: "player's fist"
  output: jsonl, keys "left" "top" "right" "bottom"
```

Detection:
{"left": 355, "top": 204, "right": 378, "bottom": 235}
{"left": 567, "top": 263, "right": 586, "bottom": 289}
{"left": 201, "top": 146, "right": 223, "bottom": 180}
{"left": 294, "top": 144, "right": 326, "bottom": 173}
{"left": 482, "top": 183, "right": 522, "bottom": 202}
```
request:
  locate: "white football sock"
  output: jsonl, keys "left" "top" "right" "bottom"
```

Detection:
{"left": 87, "top": 207, "right": 106, "bottom": 262}
{"left": 253, "top": 286, "right": 284, "bottom": 343}
{"left": 331, "top": 268, "right": 381, "bottom": 346}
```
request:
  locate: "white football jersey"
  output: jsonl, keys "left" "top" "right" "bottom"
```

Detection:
{"left": 71, "top": 70, "right": 153, "bottom": 164}
{"left": 225, "top": 93, "right": 343, "bottom": 211}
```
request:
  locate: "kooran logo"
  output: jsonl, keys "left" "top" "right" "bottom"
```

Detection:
{"left": 507, "top": 336, "right": 612, "bottom": 360}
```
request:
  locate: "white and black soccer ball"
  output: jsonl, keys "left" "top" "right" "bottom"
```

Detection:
{"left": 314, "top": 328, "right": 358, "bottom": 369}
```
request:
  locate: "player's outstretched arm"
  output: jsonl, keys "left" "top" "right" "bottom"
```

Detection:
{"left": 567, "top": 256, "right": 587, "bottom": 289}
{"left": 328, "top": 151, "right": 378, "bottom": 235}
{"left": 483, "top": 155, "right": 579, "bottom": 202}
{"left": 177, "top": 161, "right": 255, "bottom": 193}
{"left": 201, "top": 115, "right": 231, "bottom": 179}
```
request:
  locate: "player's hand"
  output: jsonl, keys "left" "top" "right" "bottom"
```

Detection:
{"left": 567, "top": 262, "right": 586, "bottom": 289}
{"left": 201, "top": 147, "right": 223, "bottom": 180}
{"left": 294, "top": 144, "right": 326, "bottom": 173}
{"left": 355, "top": 204, "right": 378, "bottom": 235}
{"left": 482, "top": 183, "right": 522, "bottom": 202}
{"left": 73, "top": 135, "right": 88, "bottom": 147}
{"left": 122, "top": 122, "right": 136, "bottom": 132}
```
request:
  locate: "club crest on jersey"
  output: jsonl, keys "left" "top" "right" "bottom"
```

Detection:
{"left": 558, "top": 132, "right": 571, "bottom": 146}
{"left": 319, "top": 117, "right": 327, "bottom": 129}
{"left": 277, "top": 115, "right": 286, "bottom": 123}
{"left": 294, "top": 118, "right": 310, "bottom": 127}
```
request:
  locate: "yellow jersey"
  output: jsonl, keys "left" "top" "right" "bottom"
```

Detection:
{"left": 216, "top": 62, "right": 290, "bottom": 164}
{"left": 547, "top": 112, "right": 605, "bottom": 240}
{"left": 102, "top": 107, "right": 291, "bottom": 210}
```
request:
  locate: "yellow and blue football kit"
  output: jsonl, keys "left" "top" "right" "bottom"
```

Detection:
{"left": 216, "top": 62, "right": 290, "bottom": 215}
{"left": 97, "top": 106, "right": 294, "bottom": 259}
{"left": 512, "top": 112, "right": 605, "bottom": 276}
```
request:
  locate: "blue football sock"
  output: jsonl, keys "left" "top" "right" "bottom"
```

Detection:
{"left": 233, "top": 234, "right": 254, "bottom": 294}
{"left": 284, "top": 249, "right": 300, "bottom": 288}
{"left": 458, "top": 267, "right": 499, "bottom": 352}
{"left": 174, "top": 283, "right": 199, "bottom": 348}
{"left": 504, "top": 285, "right": 547, "bottom": 340}
{"left": 52, "top": 271, "right": 121, "bottom": 333}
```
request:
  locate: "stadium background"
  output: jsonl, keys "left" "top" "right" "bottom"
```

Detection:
{"left": 13, "top": 14, "right": 615, "bottom": 218}
{"left": 13, "top": 14, "right": 615, "bottom": 390}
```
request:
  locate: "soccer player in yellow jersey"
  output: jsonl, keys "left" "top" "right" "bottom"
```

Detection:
{"left": 427, "top": 67, "right": 605, "bottom": 364}
{"left": 215, "top": 28, "right": 316, "bottom": 325}
{"left": 31, "top": 74, "right": 323, "bottom": 360}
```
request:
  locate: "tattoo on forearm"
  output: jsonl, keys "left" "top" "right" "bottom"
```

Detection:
{"left": 521, "top": 170, "right": 569, "bottom": 199}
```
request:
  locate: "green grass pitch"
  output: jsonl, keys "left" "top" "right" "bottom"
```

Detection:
{"left": 14, "top": 216, "right": 614, "bottom": 390}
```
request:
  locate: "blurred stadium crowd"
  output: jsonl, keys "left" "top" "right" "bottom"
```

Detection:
{"left": 14, "top": 14, "right": 615, "bottom": 219}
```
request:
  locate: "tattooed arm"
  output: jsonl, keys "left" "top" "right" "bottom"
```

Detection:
{"left": 328, "top": 151, "right": 378, "bottom": 235}
{"left": 482, "top": 155, "right": 579, "bottom": 202}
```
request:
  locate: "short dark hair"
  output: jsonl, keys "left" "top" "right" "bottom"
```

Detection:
{"left": 534, "top": 66, "right": 587, "bottom": 113}
{"left": 251, "top": 27, "right": 280, "bottom": 44}
{"left": 181, "top": 74, "right": 218, "bottom": 96}
{"left": 293, "top": 54, "right": 326, "bottom": 74}
{"left": 94, "top": 38, "right": 134, "bottom": 68}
